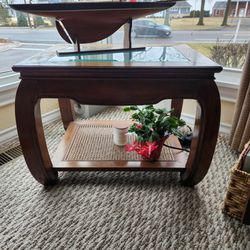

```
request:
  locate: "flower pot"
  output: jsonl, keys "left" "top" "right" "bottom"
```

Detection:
{"left": 126, "top": 135, "right": 168, "bottom": 162}
{"left": 142, "top": 136, "right": 168, "bottom": 162}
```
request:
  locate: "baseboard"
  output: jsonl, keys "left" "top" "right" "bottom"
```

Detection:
{"left": 0, "top": 110, "right": 231, "bottom": 146}
{"left": 0, "top": 109, "right": 60, "bottom": 145}
{"left": 41, "top": 108, "right": 60, "bottom": 125}
{"left": 181, "top": 113, "right": 231, "bottom": 135}
{"left": 219, "top": 122, "right": 232, "bottom": 135}
{"left": 0, "top": 126, "right": 18, "bottom": 146}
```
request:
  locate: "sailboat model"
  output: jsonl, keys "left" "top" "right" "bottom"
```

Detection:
{"left": 9, "top": 1, "right": 178, "bottom": 56}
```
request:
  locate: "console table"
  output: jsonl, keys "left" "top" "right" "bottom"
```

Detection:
{"left": 13, "top": 45, "right": 222, "bottom": 186}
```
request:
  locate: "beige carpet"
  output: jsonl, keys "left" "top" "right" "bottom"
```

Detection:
{"left": 0, "top": 107, "right": 250, "bottom": 250}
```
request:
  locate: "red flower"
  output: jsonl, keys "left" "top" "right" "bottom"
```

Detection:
{"left": 145, "top": 141, "right": 159, "bottom": 153}
{"left": 125, "top": 141, "right": 159, "bottom": 159}
{"left": 135, "top": 123, "right": 143, "bottom": 129}
{"left": 125, "top": 143, "right": 136, "bottom": 152}
{"left": 138, "top": 146, "right": 149, "bottom": 158}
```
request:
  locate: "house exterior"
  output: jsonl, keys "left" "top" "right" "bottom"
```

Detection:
{"left": 148, "top": 0, "right": 191, "bottom": 18}
{"left": 212, "top": 0, "right": 250, "bottom": 17}
{"left": 169, "top": 1, "right": 192, "bottom": 18}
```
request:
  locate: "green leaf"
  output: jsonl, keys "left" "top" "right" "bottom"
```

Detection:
{"left": 145, "top": 105, "right": 154, "bottom": 110}
{"left": 124, "top": 104, "right": 186, "bottom": 142}
{"left": 136, "top": 136, "right": 144, "bottom": 143}
{"left": 178, "top": 119, "right": 186, "bottom": 126}
{"left": 131, "top": 113, "right": 139, "bottom": 120}
{"left": 155, "top": 108, "right": 164, "bottom": 114}
{"left": 123, "top": 107, "right": 131, "bottom": 112}
{"left": 129, "top": 105, "right": 138, "bottom": 111}
{"left": 151, "top": 131, "right": 160, "bottom": 141}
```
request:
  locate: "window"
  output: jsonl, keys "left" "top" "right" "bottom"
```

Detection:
{"left": 0, "top": 0, "right": 249, "bottom": 100}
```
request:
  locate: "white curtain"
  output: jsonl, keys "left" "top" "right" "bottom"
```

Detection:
{"left": 229, "top": 42, "right": 250, "bottom": 152}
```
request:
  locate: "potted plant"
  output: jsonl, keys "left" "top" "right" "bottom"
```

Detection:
{"left": 123, "top": 105, "right": 186, "bottom": 161}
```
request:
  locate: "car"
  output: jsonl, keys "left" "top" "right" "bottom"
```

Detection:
{"left": 132, "top": 19, "right": 171, "bottom": 38}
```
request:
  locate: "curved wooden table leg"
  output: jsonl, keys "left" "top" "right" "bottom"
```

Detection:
{"left": 58, "top": 98, "right": 75, "bottom": 130}
{"left": 171, "top": 98, "right": 183, "bottom": 118}
{"left": 180, "top": 80, "right": 221, "bottom": 186}
{"left": 15, "top": 81, "right": 58, "bottom": 185}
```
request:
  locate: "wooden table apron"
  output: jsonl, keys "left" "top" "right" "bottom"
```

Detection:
{"left": 14, "top": 65, "right": 221, "bottom": 186}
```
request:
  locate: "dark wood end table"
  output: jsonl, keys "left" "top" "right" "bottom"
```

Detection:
{"left": 13, "top": 45, "right": 222, "bottom": 186}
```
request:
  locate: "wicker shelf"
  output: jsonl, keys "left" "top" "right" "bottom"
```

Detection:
{"left": 52, "top": 120, "right": 188, "bottom": 171}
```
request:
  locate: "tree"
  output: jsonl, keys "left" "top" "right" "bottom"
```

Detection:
{"left": 23, "top": 0, "right": 32, "bottom": 28}
{"left": 221, "top": 0, "right": 232, "bottom": 26}
{"left": 0, "top": 3, "right": 10, "bottom": 25}
{"left": 197, "top": 0, "right": 206, "bottom": 25}
{"left": 164, "top": 10, "right": 170, "bottom": 26}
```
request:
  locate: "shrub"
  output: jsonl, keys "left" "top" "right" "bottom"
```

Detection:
{"left": 0, "top": 3, "right": 10, "bottom": 25}
{"left": 47, "top": 17, "right": 56, "bottom": 27}
{"left": 34, "top": 16, "right": 45, "bottom": 27}
{"left": 17, "top": 13, "right": 28, "bottom": 27}
{"left": 210, "top": 40, "right": 248, "bottom": 68}
{"left": 190, "top": 10, "right": 210, "bottom": 17}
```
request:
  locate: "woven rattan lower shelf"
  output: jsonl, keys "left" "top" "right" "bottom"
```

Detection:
{"left": 52, "top": 120, "right": 188, "bottom": 171}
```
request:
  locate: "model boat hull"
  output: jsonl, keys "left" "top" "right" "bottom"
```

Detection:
{"left": 9, "top": 2, "right": 177, "bottom": 43}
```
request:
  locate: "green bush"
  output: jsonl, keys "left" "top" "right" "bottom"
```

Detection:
{"left": 190, "top": 10, "right": 210, "bottom": 17}
{"left": 34, "top": 16, "right": 45, "bottom": 27}
{"left": 17, "top": 13, "right": 28, "bottom": 27}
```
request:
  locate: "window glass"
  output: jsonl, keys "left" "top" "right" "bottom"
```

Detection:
{"left": 129, "top": 0, "right": 249, "bottom": 71}
{"left": 0, "top": 0, "right": 249, "bottom": 81}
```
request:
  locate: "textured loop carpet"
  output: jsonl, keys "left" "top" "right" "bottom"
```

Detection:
{"left": 0, "top": 107, "right": 250, "bottom": 250}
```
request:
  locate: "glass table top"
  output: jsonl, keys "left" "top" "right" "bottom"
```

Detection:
{"left": 49, "top": 47, "right": 190, "bottom": 64}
